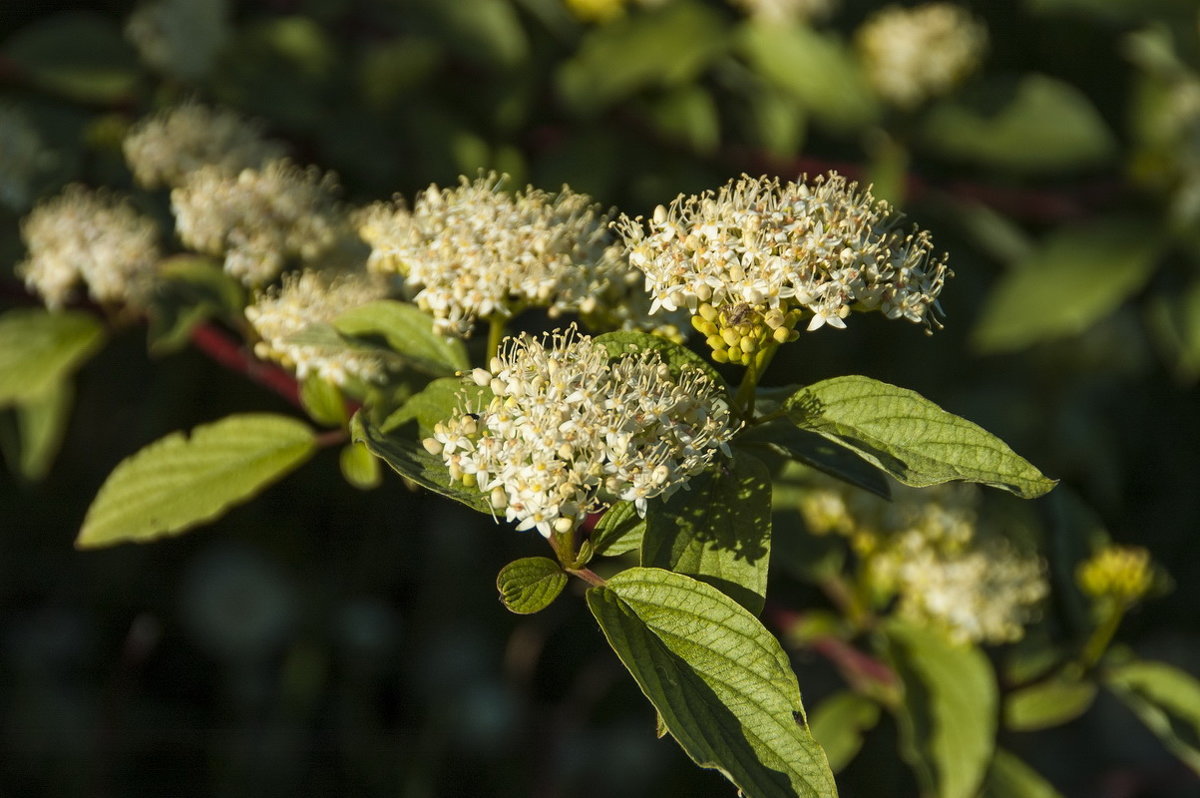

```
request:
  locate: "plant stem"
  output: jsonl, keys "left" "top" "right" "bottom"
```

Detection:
{"left": 1080, "top": 604, "right": 1125, "bottom": 670}
{"left": 732, "top": 340, "right": 780, "bottom": 421}
{"left": 486, "top": 315, "right": 507, "bottom": 364}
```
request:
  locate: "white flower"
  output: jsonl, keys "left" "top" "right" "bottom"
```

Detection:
{"left": 17, "top": 184, "right": 161, "bottom": 309}
{"left": 124, "top": 101, "right": 285, "bottom": 189}
{"left": 615, "top": 173, "right": 951, "bottom": 344}
{"left": 856, "top": 3, "right": 987, "bottom": 109}
{"left": 797, "top": 477, "right": 1046, "bottom": 645}
{"left": 245, "top": 269, "right": 389, "bottom": 385}
{"left": 426, "top": 326, "right": 737, "bottom": 537}
{"left": 172, "top": 159, "right": 342, "bottom": 286}
{"left": 357, "top": 173, "right": 673, "bottom": 338}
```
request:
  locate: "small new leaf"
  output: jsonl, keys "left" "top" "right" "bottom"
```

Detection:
{"left": 77, "top": 414, "right": 316, "bottom": 548}
{"left": 496, "top": 557, "right": 568, "bottom": 614}
{"left": 786, "top": 375, "right": 1056, "bottom": 499}
{"left": 588, "top": 567, "right": 836, "bottom": 798}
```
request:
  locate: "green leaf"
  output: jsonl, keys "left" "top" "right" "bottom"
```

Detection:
{"left": 147, "top": 256, "right": 245, "bottom": 355}
{"left": 883, "top": 619, "right": 998, "bottom": 798}
{"left": 785, "top": 376, "right": 1056, "bottom": 499}
{"left": 77, "top": 414, "right": 317, "bottom": 548}
{"left": 737, "top": 20, "right": 878, "bottom": 131}
{"left": 496, "top": 557, "right": 568, "bottom": 614}
{"left": 921, "top": 75, "right": 1116, "bottom": 174}
{"left": 3, "top": 11, "right": 142, "bottom": 102}
{"left": 808, "top": 690, "right": 882, "bottom": 773}
{"left": 350, "top": 412, "right": 492, "bottom": 514}
{"left": 0, "top": 379, "right": 73, "bottom": 482}
{"left": 972, "top": 219, "right": 1161, "bottom": 353}
{"left": 381, "top": 376, "right": 489, "bottom": 436}
{"left": 591, "top": 501, "right": 646, "bottom": 557}
{"left": 421, "top": 0, "right": 528, "bottom": 68}
{"left": 1004, "top": 674, "right": 1097, "bottom": 731}
{"left": 334, "top": 300, "right": 469, "bottom": 376}
{"left": 642, "top": 451, "right": 772, "bottom": 614}
{"left": 300, "top": 374, "right": 349, "bottom": 427}
{"left": 1105, "top": 660, "right": 1200, "bottom": 774}
{"left": 587, "top": 567, "right": 837, "bottom": 798}
{"left": 740, "top": 420, "right": 891, "bottom": 500}
{"left": 339, "top": 441, "right": 381, "bottom": 490}
{"left": 642, "top": 85, "right": 720, "bottom": 155}
{"left": 556, "top": 0, "right": 728, "bottom": 114}
{"left": 982, "top": 749, "right": 1064, "bottom": 798}
{"left": 0, "top": 310, "right": 105, "bottom": 405}
{"left": 592, "top": 330, "right": 727, "bottom": 391}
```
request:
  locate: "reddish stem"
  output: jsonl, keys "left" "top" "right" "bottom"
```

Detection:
{"left": 188, "top": 323, "right": 302, "bottom": 408}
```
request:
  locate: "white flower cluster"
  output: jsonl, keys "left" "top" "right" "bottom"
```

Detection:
{"left": 730, "top": 0, "right": 837, "bottom": 24}
{"left": 123, "top": 102, "right": 285, "bottom": 189}
{"left": 424, "top": 327, "right": 737, "bottom": 537}
{"left": 245, "top": 270, "right": 389, "bottom": 386}
{"left": 172, "top": 159, "right": 342, "bottom": 287}
{"left": 126, "top": 0, "right": 230, "bottom": 82}
{"left": 0, "top": 106, "right": 54, "bottom": 211}
{"left": 615, "top": 173, "right": 950, "bottom": 335}
{"left": 856, "top": 3, "right": 987, "bottom": 109}
{"left": 798, "top": 479, "right": 1047, "bottom": 645}
{"left": 17, "top": 184, "right": 161, "bottom": 309}
{"left": 358, "top": 174, "right": 655, "bottom": 338}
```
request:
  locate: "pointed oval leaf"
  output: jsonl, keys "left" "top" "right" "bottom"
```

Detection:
{"left": 972, "top": 219, "right": 1161, "bottom": 353}
{"left": 496, "top": 557, "right": 568, "bottom": 614}
{"left": 883, "top": 619, "right": 998, "bottom": 798}
{"left": 334, "top": 300, "right": 469, "bottom": 375}
{"left": 1105, "top": 660, "right": 1200, "bottom": 774}
{"left": 593, "top": 330, "right": 727, "bottom": 392}
{"left": 592, "top": 501, "right": 646, "bottom": 557}
{"left": 77, "top": 414, "right": 316, "bottom": 548}
{"left": 587, "top": 567, "right": 837, "bottom": 798}
{"left": 350, "top": 412, "right": 492, "bottom": 514}
{"left": 0, "top": 309, "right": 105, "bottom": 405}
{"left": 1004, "top": 675, "right": 1097, "bottom": 731}
{"left": 982, "top": 749, "right": 1064, "bottom": 798}
{"left": 808, "top": 690, "right": 882, "bottom": 773}
{"left": 642, "top": 451, "right": 771, "bottom": 613}
{"left": 1, "top": 379, "right": 73, "bottom": 482}
{"left": 786, "top": 375, "right": 1056, "bottom": 498}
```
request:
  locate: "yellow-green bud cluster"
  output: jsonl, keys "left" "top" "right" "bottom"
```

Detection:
{"left": 1076, "top": 545, "right": 1155, "bottom": 605}
{"left": 689, "top": 302, "right": 801, "bottom": 366}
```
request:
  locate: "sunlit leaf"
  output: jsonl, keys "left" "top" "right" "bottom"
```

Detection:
{"left": 77, "top": 414, "right": 316, "bottom": 548}
{"left": 339, "top": 440, "right": 381, "bottom": 490}
{"left": 982, "top": 749, "right": 1064, "bottom": 798}
{"left": 785, "top": 376, "right": 1056, "bottom": 498}
{"left": 591, "top": 500, "right": 646, "bottom": 557}
{"left": 335, "top": 300, "right": 469, "bottom": 376}
{"left": 588, "top": 567, "right": 837, "bottom": 798}
{"left": 0, "top": 310, "right": 105, "bottom": 406}
{"left": 1004, "top": 674, "right": 1097, "bottom": 731}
